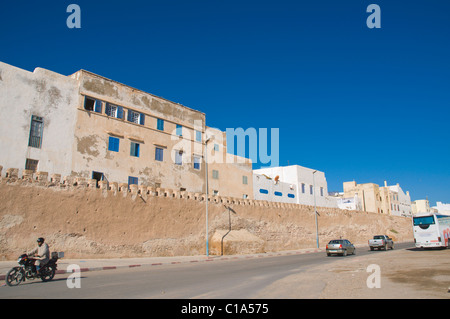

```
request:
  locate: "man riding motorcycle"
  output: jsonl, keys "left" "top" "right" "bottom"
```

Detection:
{"left": 27, "top": 237, "right": 49, "bottom": 275}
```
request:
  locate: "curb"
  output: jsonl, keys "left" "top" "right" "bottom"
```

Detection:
{"left": 1, "top": 248, "right": 324, "bottom": 281}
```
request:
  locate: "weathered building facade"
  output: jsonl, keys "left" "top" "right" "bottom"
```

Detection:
{"left": 0, "top": 61, "right": 253, "bottom": 198}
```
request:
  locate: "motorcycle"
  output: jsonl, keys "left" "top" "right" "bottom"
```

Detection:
{"left": 5, "top": 252, "right": 59, "bottom": 287}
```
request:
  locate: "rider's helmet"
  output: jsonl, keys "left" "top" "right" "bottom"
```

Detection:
{"left": 37, "top": 237, "right": 44, "bottom": 243}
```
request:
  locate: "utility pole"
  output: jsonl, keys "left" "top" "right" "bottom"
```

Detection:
{"left": 313, "top": 170, "right": 319, "bottom": 248}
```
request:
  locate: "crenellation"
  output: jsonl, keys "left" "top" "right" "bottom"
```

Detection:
{"left": 6, "top": 168, "right": 18, "bottom": 179}
{"left": 118, "top": 183, "right": 128, "bottom": 192}
{"left": 88, "top": 179, "right": 98, "bottom": 188}
{"left": 36, "top": 171, "right": 49, "bottom": 182}
{"left": 0, "top": 164, "right": 398, "bottom": 214}
{"left": 50, "top": 174, "right": 61, "bottom": 184}
{"left": 22, "top": 169, "right": 34, "bottom": 181}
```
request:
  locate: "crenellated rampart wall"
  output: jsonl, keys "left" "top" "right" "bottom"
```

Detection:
{"left": 0, "top": 165, "right": 414, "bottom": 260}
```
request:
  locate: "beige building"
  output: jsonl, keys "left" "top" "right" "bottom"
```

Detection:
{"left": 411, "top": 199, "right": 435, "bottom": 215}
{"left": 0, "top": 61, "right": 253, "bottom": 198}
{"left": 343, "top": 180, "right": 411, "bottom": 215}
{"left": 343, "top": 181, "right": 383, "bottom": 214}
{"left": 203, "top": 126, "right": 253, "bottom": 199}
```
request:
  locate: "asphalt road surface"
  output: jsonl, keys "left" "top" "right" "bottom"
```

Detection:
{"left": 0, "top": 242, "right": 414, "bottom": 299}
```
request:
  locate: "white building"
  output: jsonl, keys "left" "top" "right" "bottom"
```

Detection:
{"left": 330, "top": 193, "right": 362, "bottom": 211}
{"left": 253, "top": 173, "right": 297, "bottom": 204}
{"left": 387, "top": 183, "right": 412, "bottom": 217}
{"left": 253, "top": 165, "right": 337, "bottom": 208}
{"left": 433, "top": 202, "right": 450, "bottom": 216}
{"left": 0, "top": 62, "right": 80, "bottom": 177}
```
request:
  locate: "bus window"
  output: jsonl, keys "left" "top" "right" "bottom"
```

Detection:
{"left": 413, "top": 216, "right": 435, "bottom": 226}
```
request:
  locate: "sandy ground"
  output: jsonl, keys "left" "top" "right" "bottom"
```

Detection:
{"left": 256, "top": 247, "right": 450, "bottom": 299}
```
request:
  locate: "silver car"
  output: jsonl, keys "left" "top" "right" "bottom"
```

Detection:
{"left": 326, "top": 239, "right": 356, "bottom": 256}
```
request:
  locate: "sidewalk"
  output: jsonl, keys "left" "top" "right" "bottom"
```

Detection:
{"left": 0, "top": 247, "right": 324, "bottom": 281}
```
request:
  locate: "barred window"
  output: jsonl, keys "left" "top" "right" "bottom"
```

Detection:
{"left": 28, "top": 115, "right": 44, "bottom": 148}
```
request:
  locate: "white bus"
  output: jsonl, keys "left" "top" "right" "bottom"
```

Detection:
{"left": 413, "top": 213, "right": 450, "bottom": 249}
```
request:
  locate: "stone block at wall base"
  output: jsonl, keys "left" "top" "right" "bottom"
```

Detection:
{"left": 209, "top": 229, "right": 265, "bottom": 256}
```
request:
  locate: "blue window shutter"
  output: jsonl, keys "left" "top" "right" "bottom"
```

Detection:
{"left": 95, "top": 100, "right": 102, "bottom": 113}
{"left": 130, "top": 142, "right": 140, "bottom": 157}
{"left": 157, "top": 119, "right": 164, "bottom": 131}
{"left": 108, "top": 136, "right": 120, "bottom": 152}
{"left": 117, "top": 106, "right": 123, "bottom": 119}
{"left": 127, "top": 109, "right": 132, "bottom": 122}
{"left": 140, "top": 113, "right": 145, "bottom": 125}
{"left": 128, "top": 176, "right": 138, "bottom": 185}
{"left": 155, "top": 148, "right": 163, "bottom": 161}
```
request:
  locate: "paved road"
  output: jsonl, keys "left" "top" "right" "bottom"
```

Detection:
{"left": 0, "top": 242, "right": 413, "bottom": 299}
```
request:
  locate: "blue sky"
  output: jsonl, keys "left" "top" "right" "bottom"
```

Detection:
{"left": 1, "top": 1, "right": 449, "bottom": 204}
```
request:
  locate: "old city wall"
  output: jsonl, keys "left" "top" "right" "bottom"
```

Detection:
{"left": 0, "top": 166, "right": 414, "bottom": 260}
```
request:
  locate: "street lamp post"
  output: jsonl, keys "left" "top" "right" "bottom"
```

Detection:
{"left": 204, "top": 136, "right": 214, "bottom": 257}
{"left": 313, "top": 170, "right": 319, "bottom": 248}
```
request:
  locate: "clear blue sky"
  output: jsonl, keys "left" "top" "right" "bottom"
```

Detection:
{"left": 1, "top": 1, "right": 449, "bottom": 204}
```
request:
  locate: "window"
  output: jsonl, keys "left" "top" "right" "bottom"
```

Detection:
{"left": 155, "top": 147, "right": 164, "bottom": 162}
{"left": 259, "top": 189, "right": 269, "bottom": 194}
{"left": 92, "top": 171, "right": 104, "bottom": 186}
{"left": 413, "top": 216, "right": 435, "bottom": 226}
{"left": 212, "top": 170, "right": 219, "bottom": 179}
{"left": 176, "top": 124, "right": 182, "bottom": 136}
{"left": 195, "top": 130, "right": 202, "bottom": 142}
{"left": 84, "top": 97, "right": 102, "bottom": 113}
{"left": 242, "top": 176, "right": 248, "bottom": 185}
{"left": 28, "top": 115, "right": 44, "bottom": 148}
{"left": 157, "top": 118, "right": 164, "bottom": 131}
{"left": 310, "top": 185, "right": 313, "bottom": 195}
{"left": 105, "top": 103, "right": 124, "bottom": 119}
{"left": 175, "top": 151, "right": 183, "bottom": 165}
{"left": 288, "top": 193, "right": 295, "bottom": 199}
{"left": 301, "top": 183, "right": 305, "bottom": 194}
{"left": 214, "top": 143, "right": 219, "bottom": 151}
{"left": 130, "top": 142, "right": 140, "bottom": 157}
{"left": 193, "top": 156, "right": 201, "bottom": 170}
{"left": 213, "top": 190, "right": 219, "bottom": 196}
{"left": 128, "top": 110, "right": 145, "bottom": 125}
{"left": 128, "top": 176, "right": 138, "bottom": 186}
{"left": 274, "top": 191, "right": 282, "bottom": 197}
{"left": 320, "top": 187, "right": 324, "bottom": 196}
{"left": 25, "top": 158, "right": 39, "bottom": 172}
{"left": 108, "top": 136, "right": 120, "bottom": 152}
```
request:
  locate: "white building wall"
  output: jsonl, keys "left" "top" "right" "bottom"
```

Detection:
{"left": 253, "top": 165, "right": 337, "bottom": 208}
{"left": 434, "top": 202, "right": 450, "bottom": 216}
{"left": 336, "top": 195, "right": 362, "bottom": 211}
{"left": 0, "top": 62, "right": 79, "bottom": 176}
{"left": 253, "top": 173, "right": 297, "bottom": 203}
{"left": 388, "top": 184, "right": 412, "bottom": 217}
